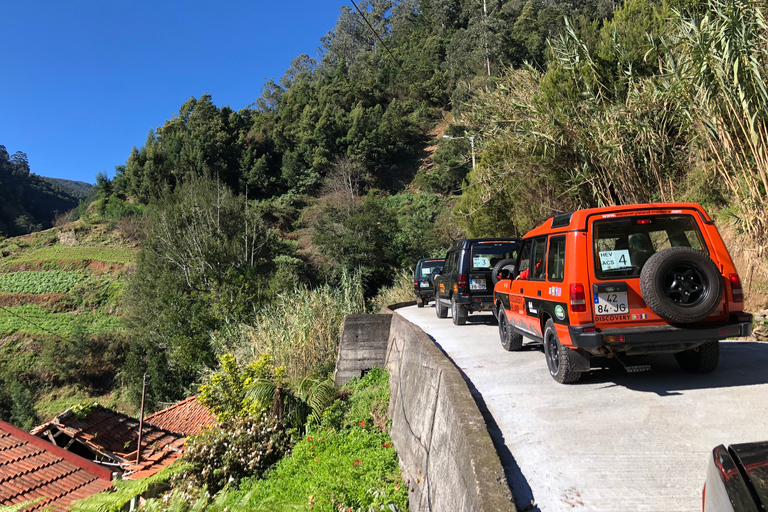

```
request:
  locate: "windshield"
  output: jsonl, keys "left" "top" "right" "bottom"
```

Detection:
{"left": 593, "top": 215, "right": 706, "bottom": 279}
{"left": 420, "top": 261, "right": 443, "bottom": 277}
{"left": 470, "top": 242, "right": 519, "bottom": 271}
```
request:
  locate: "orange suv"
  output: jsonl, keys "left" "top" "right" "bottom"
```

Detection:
{"left": 493, "top": 203, "right": 752, "bottom": 383}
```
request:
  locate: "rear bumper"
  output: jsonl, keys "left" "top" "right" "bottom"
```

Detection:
{"left": 454, "top": 292, "right": 494, "bottom": 312}
{"left": 415, "top": 290, "right": 435, "bottom": 299}
{"left": 569, "top": 314, "right": 753, "bottom": 350}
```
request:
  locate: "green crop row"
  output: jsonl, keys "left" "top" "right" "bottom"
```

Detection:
{"left": 5, "top": 246, "right": 137, "bottom": 265}
{"left": 0, "top": 271, "right": 86, "bottom": 294}
{"left": 0, "top": 305, "right": 124, "bottom": 337}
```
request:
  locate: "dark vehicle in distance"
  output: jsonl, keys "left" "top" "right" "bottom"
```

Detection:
{"left": 434, "top": 238, "right": 520, "bottom": 325}
{"left": 413, "top": 258, "right": 444, "bottom": 308}
{"left": 703, "top": 440, "right": 768, "bottom": 511}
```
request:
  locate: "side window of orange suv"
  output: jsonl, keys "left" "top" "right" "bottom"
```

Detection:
{"left": 531, "top": 237, "right": 548, "bottom": 281}
{"left": 547, "top": 236, "right": 566, "bottom": 282}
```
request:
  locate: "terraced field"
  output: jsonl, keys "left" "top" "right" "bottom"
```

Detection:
{"left": 0, "top": 226, "right": 135, "bottom": 335}
{"left": 0, "top": 220, "right": 138, "bottom": 422}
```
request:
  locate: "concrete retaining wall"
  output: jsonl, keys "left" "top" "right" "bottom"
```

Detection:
{"left": 333, "top": 304, "right": 514, "bottom": 511}
{"left": 385, "top": 304, "right": 514, "bottom": 512}
{"left": 334, "top": 314, "right": 393, "bottom": 386}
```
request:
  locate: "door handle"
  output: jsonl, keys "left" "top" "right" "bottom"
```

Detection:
{"left": 537, "top": 290, "right": 542, "bottom": 297}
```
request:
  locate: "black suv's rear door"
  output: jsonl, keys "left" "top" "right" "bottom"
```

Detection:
{"left": 467, "top": 240, "right": 520, "bottom": 301}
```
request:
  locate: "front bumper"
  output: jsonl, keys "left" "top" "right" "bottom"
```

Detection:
{"left": 569, "top": 314, "right": 753, "bottom": 351}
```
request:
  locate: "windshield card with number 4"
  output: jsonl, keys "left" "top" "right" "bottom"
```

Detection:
{"left": 599, "top": 250, "right": 631, "bottom": 270}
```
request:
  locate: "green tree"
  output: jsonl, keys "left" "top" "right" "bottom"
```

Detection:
{"left": 123, "top": 176, "right": 292, "bottom": 408}
{"left": 312, "top": 193, "right": 399, "bottom": 295}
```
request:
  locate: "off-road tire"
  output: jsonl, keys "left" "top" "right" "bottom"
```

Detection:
{"left": 436, "top": 298, "right": 449, "bottom": 319}
{"left": 543, "top": 319, "right": 581, "bottom": 384}
{"left": 674, "top": 340, "right": 720, "bottom": 373}
{"left": 640, "top": 247, "right": 723, "bottom": 324}
{"left": 492, "top": 258, "right": 517, "bottom": 285}
{"left": 498, "top": 308, "right": 524, "bottom": 351}
{"left": 451, "top": 296, "right": 468, "bottom": 325}
{"left": 417, "top": 298, "right": 424, "bottom": 308}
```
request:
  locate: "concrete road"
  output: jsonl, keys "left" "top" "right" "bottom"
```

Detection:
{"left": 397, "top": 305, "right": 768, "bottom": 512}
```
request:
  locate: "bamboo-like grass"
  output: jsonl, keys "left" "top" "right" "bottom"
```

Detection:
{"left": 678, "top": 0, "right": 768, "bottom": 246}
{"left": 221, "top": 270, "right": 366, "bottom": 381}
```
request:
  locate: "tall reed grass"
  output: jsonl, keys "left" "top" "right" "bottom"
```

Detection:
{"left": 370, "top": 268, "right": 415, "bottom": 312}
{"left": 677, "top": 0, "right": 768, "bottom": 247}
{"left": 215, "top": 269, "right": 365, "bottom": 381}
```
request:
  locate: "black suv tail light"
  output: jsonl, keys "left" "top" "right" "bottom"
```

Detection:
{"left": 458, "top": 274, "right": 468, "bottom": 291}
{"left": 570, "top": 283, "right": 587, "bottom": 313}
{"left": 414, "top": 278, "right": 419, "bottom": 290}
{"left": 729, "top": 273, "right": 744, "bottom": 302}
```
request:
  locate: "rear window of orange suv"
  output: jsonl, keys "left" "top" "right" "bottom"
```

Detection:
{"left": 592, "top": 215, "right": 707, "bottom": 279}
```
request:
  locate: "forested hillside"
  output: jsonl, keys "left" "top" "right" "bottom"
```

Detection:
{"left": 104, "top": 0, "right": 623, "bottom": 410}
{"left": 3, "top": 0, "right": 767, "bottom": 453}
{"left": 3, "top": 0, "right": 768, "bottom": 507}
{"left": 0, "top": 146, "right": 86, "bottom": 237}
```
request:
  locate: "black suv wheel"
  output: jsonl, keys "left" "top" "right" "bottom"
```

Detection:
{"left": 435, "top": 298, "right": 449, "bottom": 319}
{"left": 451, "top": 296, "right": 468, "bottom": 325}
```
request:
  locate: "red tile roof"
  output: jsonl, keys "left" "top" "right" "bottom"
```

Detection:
{"left": 144, "top": 396, "right": 215, "bottom": 436}
{"left": 31, "top": 405, "right": 186, "bottom": 480}
{"left": 0, "top": 419, "right": 113, "bottom": 511}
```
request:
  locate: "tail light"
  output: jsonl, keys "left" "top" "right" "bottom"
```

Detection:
{"left": 414, "top": 279, "right": 419, "bottom": 289}
{"left": 729, "top": 273, "right": 744, "bottom": 302}
{"left": 458, "top": 274, "right": 468, "bottom": 291}
{"left": 570, "top": 283, "right": 587, "bottom": 313}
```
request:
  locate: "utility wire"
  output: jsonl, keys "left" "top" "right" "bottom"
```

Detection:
{"left": 348, "top": 0, "right": 420, "bottom": 91}
{"left": 0, "top": 303, "right": 71, "bottom": 343}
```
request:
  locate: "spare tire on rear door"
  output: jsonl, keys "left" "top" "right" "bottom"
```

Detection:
{"left": 491, "top": 258, "right": 517, "bottom": 285}
{"left": 639, "top": 247, "right": 723, "bottom": 324}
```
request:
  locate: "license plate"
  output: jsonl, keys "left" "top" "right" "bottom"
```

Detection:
{"left": 419, "top": 281, "right": 429, "bottom": 288}
{"left": 470, "top": 278, "right": 486, "bottom": 291}
{"left": 595, "top": 291, "right": 629, "bottom": 315}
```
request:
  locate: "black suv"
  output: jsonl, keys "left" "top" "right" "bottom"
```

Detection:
{"left": 434, "top": 238, "right": 520, "bottom": 325}
{"left": 413, "top": 258, "right": 444, "bottom": 307}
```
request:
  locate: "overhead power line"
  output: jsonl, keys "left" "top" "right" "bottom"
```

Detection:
{"left": 0, "top": 303, "right": 71, "bottom": 343}
{"left": 348, "top": 0, "right": 418, "bottom": 90}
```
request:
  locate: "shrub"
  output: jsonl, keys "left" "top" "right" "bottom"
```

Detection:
{"left": 175, "top": 414, "right": 292, "bottom": 495}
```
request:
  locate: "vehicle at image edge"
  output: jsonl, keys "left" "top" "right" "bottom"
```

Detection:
{"left": 413, "top": 258, "right": 445, "bottom": 307}
{"left": 493, "top": 203, "right": 752, "bottom": 383}
{"left": 434, "top": 238, "right": 521, "bottom": 325}
{"left": 703, "top": 439, "right": 768, "bottom": 512}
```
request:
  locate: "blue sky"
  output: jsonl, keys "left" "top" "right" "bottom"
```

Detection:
{"left": 0, "top": 1, "right": 345, "bottom": 184}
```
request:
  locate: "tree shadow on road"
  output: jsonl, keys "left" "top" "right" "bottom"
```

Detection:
{"left": 581, "top": 341, "right": 768, "bottom": 396}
